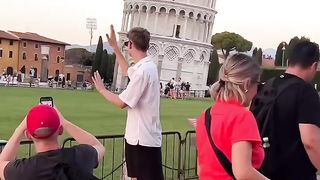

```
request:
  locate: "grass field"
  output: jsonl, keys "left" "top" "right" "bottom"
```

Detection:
{"left": 0, "top": 87, "right": 212, "bottom": 179}
{"left": 0, "top": 87, "right": 212, "bottom": 139}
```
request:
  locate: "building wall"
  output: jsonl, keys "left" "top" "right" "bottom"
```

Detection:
{"left": 17, "top": 40, "right": 65, "bottom": 78}
{"left": 63, "top": 65, "right": 91, "bottom": 85}
{"left": 0, "top": 39, "right": 19, "bottom": 74}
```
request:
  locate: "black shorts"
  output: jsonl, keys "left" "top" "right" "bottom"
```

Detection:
{"left": 125, "top": 141, "right": 164, "bottom": 180}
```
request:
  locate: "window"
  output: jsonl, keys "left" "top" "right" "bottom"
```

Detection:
{"left": 9, "top": 51, "right": 13, "bottom": 58}
{"left": 67, "top": 73, "right": 71, "bottom": 81}
{"left": 0, "top": 39, "right": 2, "bottom": 44}
{"left": 175, "top": 25, "right": 181, "bottom": 38}
{"left": 23, "top": 42, "right": 27, "bottom": 47}
{"left": 10, "top": 40, "right": 14, "bottom": 46}
{"left": 35, "top": 44, "right": 39, "bottom": 48}
{"left": 57, "top": 47, "right": 61, "bottom": 52}
{"left": 34, "top": 54, "right": 38, "bottom": 61}
{"left": 57, "top": 56, "right": 60, "bottom": 63}
{"left": 0, "top": 49, "right": 3, "bottom": 58}
{"left": 22, "top": 52, "right": 27, "bottom": 60}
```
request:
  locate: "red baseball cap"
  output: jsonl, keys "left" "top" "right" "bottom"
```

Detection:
{"left": 26, "top": 105, "right": 60, "bottom": 139}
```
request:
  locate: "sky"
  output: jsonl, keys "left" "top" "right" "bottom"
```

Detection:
{"left": 1, "top": 0, "right": 319, "bottom": 49}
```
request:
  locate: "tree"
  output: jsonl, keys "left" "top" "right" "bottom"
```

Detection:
{"left": 252, "top": 47, "right": 258, "bottom": 58}
{"left": 211, "top": 31, "right": 253, "bottom": 59}
{"left": 92, "top": 36, "right": 103, "bottom": 75}
{"left": 106, "top": 53, "right": 116, "bottom": 84}
{"left": 99, "top": 49, "right": 109, "bottom": 82}
{"left": 275, "top": 42, "right": 288, "bottom": 66}
{"left": 65, "top": 48, "right": 94, "bottom": 66}
{"left": 257, "top": 48, "right": 263, "bottom": 65}
{"left": 207, "top": 49, "right": 220, "bottom": 86}
{"left": 252, "top": 47, "right": 258, "bottom": 62}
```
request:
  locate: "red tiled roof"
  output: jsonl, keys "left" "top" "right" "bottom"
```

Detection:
{"left": 0, "top": 30, "right": 20, "bottom": 40}
{"left": 9, "top": 31, "right": 69, "bottom": 45}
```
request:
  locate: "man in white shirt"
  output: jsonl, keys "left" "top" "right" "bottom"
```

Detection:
{"left": 92, "top": 25, "right": 163, "bottom": 180}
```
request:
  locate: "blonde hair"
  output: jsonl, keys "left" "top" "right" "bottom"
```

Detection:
{"left": 211, "top": 53, "right": 261, "bottom": 104}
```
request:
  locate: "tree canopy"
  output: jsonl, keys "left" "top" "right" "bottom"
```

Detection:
{"left": 211, "top": 31, "right": 253, "bottom": 59}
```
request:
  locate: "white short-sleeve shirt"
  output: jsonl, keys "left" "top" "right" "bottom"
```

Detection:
{"left": 119, "top": 56, "right": 162, "bottom": 147}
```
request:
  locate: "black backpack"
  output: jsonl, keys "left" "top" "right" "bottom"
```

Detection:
{"left": 250, "top": 75, "right": 300, "bottom": 176}
{"left": 54, "top": 163, "right": 99, "bottom": 180}
{"left": 48, "top": 150, "right": 100, "bottom": 180}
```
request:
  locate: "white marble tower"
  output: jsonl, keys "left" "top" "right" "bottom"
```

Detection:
{"left": 113, "top": 0, "right": 217, "bottom": 90}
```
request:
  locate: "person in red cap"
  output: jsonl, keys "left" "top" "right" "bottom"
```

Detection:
{"left": 0, "top": 105, "right": 105, "bottom": 180}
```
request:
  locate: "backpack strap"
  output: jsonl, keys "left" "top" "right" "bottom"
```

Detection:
{"left": 205, "top": 107, "right": 236, "bottom": 180}
{"left": 254, "top": 75, "right": 301, "bottom": 106}
{"left": 274, "top": 75, "right": 301, "bottom": 99}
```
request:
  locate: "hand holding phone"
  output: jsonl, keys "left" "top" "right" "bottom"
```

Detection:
{"left": 40, "top": 97, "right": 54, "bottom": 107}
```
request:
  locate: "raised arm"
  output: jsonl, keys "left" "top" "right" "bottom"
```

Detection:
{"left": 107, "top": 24, "right": 128, "bottom": 76}
{"left": 0, "top": 118, "right": 26, "bottom": 179}
{"left": 92, "top": 71, "right": 127, "bottom": 109}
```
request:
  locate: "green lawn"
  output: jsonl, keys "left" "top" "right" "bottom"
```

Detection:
{"left": 0, "top": 87, "right": 211, "bottom": 179}
{"left": 0, "top": 87, "right": 212, "bottom": 139}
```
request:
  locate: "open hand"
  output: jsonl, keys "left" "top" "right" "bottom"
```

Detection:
{"left": 92, "top": 71, "right": 105, "bottom": 94}
{"left": 106, "top": 24, "right": 118, "bottom": 49}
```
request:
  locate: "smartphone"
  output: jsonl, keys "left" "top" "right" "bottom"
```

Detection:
{"left": 40, "top": 97, "right": 54, "bottom": 107}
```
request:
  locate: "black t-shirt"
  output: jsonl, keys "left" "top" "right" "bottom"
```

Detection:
{"left": 185, "top": 84, "right": 190, "bottom": 91}
{"left": 4, "top": 144, "right": 98, "bottom": 180}
{"left": 266, "top": 73, "right": 320, "bottom": 180}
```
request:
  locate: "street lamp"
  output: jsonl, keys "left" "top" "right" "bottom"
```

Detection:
{"left": 282, "top": 42, "right": 286, "bottom": 67}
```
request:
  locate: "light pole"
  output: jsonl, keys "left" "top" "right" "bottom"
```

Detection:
{"left": 282, "top": 42, "right": 286, "bottom": 67}
{"left": 86, "top": 18, "right": 97, "bottom": 52}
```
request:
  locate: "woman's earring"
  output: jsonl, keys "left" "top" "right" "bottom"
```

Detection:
{"left": 245, "top": 89, "right": 248, "bottom": 93}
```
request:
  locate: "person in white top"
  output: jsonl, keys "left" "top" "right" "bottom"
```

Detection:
{"left": 92, "top": 25, "right": 163, "bottom": 180}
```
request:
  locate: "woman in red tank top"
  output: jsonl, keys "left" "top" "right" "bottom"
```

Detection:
{"left": 196, "top": 53, "right": 269, "bottom": 180}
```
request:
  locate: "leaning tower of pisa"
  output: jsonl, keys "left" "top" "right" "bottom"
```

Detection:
{"left": 113, "top": 0, "right": 217, "bottom": 90}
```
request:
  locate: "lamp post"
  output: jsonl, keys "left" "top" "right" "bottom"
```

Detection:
{"left": 282, "top": 42, "right": 286, "bottom": 67}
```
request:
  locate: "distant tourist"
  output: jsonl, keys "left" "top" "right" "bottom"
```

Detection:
{"left": 175, "top": 77, "right": 182, "bottom": 98}
{"left": 0, "top": 105, "right": 105, "bottom": 180}
{"left": 92, "top": 25, "right": 163, "bottom": 180}
{"left": 169, "top": 78, "right": 175, "bottom": 99}
{"left": 196, "top": 54, "right": 268, "bottom": 179}
{"left": 185, "top": 82, "right": 191, "bottom": 98}
{"left": 29, "top": 67, "right": 35, "bottom": 87}
{"left": 17, "top": 71, "right": 22, "bottom": 85}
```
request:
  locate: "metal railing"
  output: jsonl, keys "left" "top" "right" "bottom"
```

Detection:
{"left": 0, "top": 131, "right": 198, "bottom": 180}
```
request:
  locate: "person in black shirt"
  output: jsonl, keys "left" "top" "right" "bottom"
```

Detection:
{"left": 0, "top": 105, "right": 105, "bottom": 180}
{"left": 185, "top": 82, "right": 191, "bottom": 98}
{"left": 253, "top": 41, "right": 320, "bottom": 180}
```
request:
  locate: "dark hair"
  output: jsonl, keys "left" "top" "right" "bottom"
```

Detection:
{"left": 288, "top": 41, "right": 320, "bottom": 68}
{"left": 127, "top": 27, "right": 150, "bottom": 52}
